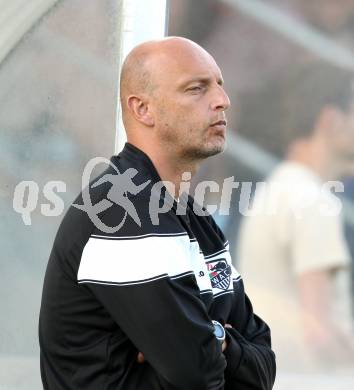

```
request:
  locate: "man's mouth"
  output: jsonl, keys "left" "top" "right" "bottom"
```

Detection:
{"left": 210, "top": 120, "right": 227, "bottom": 127}
{"left": 210, "top": 120, "right": 227, "bottom": 136}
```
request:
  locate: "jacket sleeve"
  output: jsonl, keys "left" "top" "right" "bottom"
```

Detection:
{"left": 85, "top": 275, "right": 226, "bottom": 389}
{"left": 77, "top": 228, "right": 226, "bottom": 390}
{"left": 223, "top": 279, "right": 276, "bottom": 390}
{"left": 204, "top": 214, "right": 276, "bottom": 389}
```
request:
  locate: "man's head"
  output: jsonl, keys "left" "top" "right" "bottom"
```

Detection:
{"left": 239, "top": 61, "right": 354, "bottom": 178}
{"left": 119, "top": 37, "right": 230, "bottom": 162}
{"left": 297, "top": 0, "right": 354, "bottom": 34}
{"left": 279, "top": 62, "right": 354, "bottom": 177}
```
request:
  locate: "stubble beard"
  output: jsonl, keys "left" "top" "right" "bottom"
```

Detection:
{"left": 158, "top": 120, "right": 225, "bottom": 161}
{"left": 181, "top": 133, "right": 226, "bottom": 161}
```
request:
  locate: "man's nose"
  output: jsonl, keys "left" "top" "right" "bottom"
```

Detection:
{"left": 211, "top": 85, "right": 230, "bottom": 111}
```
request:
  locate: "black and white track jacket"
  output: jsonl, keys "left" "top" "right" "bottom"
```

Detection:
{"left": 39, "top": 143, "right": 276, "bottom": 390}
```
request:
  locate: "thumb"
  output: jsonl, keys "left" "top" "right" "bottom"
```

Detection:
{"left": 225, "top": 323, "right": 232, "bottom": 329}
{"left": 136, "top": 352, "right": 145, "bottom": 363}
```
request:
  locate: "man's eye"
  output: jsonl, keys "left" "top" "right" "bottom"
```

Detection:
{"left": 187, "top": 86, "right": 203, "bottom": 92}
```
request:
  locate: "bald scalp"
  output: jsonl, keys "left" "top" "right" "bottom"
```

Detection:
{"left": 119, "top": 37, "right": 211, "bottom": 117}
{"left": 119, "top": 48, "right": 154, "bottom": 112}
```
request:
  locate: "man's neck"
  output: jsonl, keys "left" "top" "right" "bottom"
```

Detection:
{"left": 127, "top": 138, "right": 200, "bottom": 198}
{"left": 148, "top": 150, "right": 200, "bottom": 199}
{"left": 286, "top": 137, "right": 333, "bottom": 181}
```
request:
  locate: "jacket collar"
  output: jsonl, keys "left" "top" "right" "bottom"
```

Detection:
{"left": 113, "top": 142, "right": 162, "bottom": 184}
{"left": 111, "top": 142, "right": 183, "bottom": 211}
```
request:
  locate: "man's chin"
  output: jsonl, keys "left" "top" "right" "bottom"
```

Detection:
{"left": 207, "top": 138, "right": 226, "bottom": 156}
{"left": 188, "top": 143, "right": 225, "bottom": 160}
{"left": 205, "top": 144, "right": 225, "bottom": 157}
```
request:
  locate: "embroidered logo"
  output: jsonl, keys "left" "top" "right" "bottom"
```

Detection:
{"left": 207, "top": 259, "right": 231, "bottom": 291}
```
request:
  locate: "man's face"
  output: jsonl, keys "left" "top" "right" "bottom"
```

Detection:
{"left": 149, "top": 43, "right": 230, "bottom": 160}
{"left": 302, "top": 0, "right": 354, "bottom": 34}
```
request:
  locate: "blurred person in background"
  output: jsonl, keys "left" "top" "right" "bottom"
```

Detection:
{"left": 236, "top": 62, "right": 354, "bottom": 375}
{"left": 294, "top": 0, "right": 354, "bottom": 42}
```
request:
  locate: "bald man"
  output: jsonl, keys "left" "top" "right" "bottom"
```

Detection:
{"left": 39, "top": 37, "right": 276, "bottom": 390}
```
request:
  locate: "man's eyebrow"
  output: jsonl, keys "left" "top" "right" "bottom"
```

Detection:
{"left": 179, "top": 76, "right": 224, "bottom": 88}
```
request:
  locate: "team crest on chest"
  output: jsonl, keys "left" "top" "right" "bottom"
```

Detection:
{"left": 207, "top": 259, "right": 231, "bottom": 291}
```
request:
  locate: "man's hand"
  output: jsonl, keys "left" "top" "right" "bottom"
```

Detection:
{"left": 222, "top": 323, "right": 232, "bottom": 352}
{"left": 136, "top": 323, "right": 233, "bottom": 362}
{"left": 136, "top": 351, "right": 145, "bottom": 363}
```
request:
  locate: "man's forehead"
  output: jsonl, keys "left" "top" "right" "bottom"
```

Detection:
{"left": 121, "top": 37, "right": 224, "bottom": 92}
{"left": 149, "top": 47, "right": 223, "bottom": 84}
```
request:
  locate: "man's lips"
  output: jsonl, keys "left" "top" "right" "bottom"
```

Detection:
{"left": 210, "top": 120, "right": 227, "bottom": 127}
{"left": 210, "top": 120, "right": 227, "bottom": 136}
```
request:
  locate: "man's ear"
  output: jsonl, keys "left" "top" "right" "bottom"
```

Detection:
{"left": 127, "top": 95, "right": 154, "bottom": 126}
